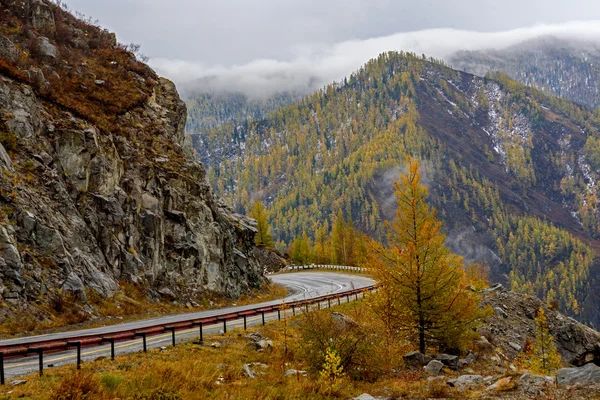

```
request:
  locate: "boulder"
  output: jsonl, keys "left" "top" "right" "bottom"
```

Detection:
{"left": 403, "top": 351, "right": 432, "bottom": 368}
{"left": 424, "top": 359, "right": 444, "bottom": 375}
{"left": 509, "top": 341, "right": 522, "bottom": 352}
{"left": 447, "top": 375, "right": 484, "bottom": 389}
{"left": 352, "top": 395, "right": 376, "bottom": 400}
{"left": 332, "top": 312, "right": 358, "bottom": 328}
{"left": 242, "top": 364, "right": 256, "bottom": 379}
{"left": 285, "top": 369, "right": 307, "bottom": 377}
{"left": 0, "top": 35, "right": 19, "bottom": 63}
{"left": 0, "top": 143, "right": 13, "bottom": 172}
{"left": 435, "top": 354, "right": 459, "bottom": 370}
{"left": 556, "top": 363, "right": 600, "bottom": 386}
{"left": 30, "top": 0, "right": 56, "bottom": 34}
{"left": 37, "top": 36, "right": 57, "bottom": 59}
{"left": 494, "top": 307, "right": 508, "bottom": 319}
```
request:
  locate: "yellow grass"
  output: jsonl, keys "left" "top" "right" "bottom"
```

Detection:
{"left": 0, "top": 282, "right": 288, "bottom": 339}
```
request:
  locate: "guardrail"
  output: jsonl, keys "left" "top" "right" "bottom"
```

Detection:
{"left": 280, "top": 264, "right": 369, "bottom": 273}
{"left": 0, "top": 284, "right": 377, "bottom": 384}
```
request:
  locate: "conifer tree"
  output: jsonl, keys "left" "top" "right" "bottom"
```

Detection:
{"left": 367, "top": 157, "right": 482, "bottom": 353}
{"left": 528, "top": 308, "right": 562, "bottom": 374}
{"left": 249, "top": 200, "right": 273, "bottom": 247}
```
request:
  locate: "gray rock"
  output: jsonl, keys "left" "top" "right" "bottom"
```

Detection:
{"left": 403, "top": 351, "right": 432, "bottom": 368}
{"left": 0, "top": 143, "right": 13, "bottom": 172}
{"left": 509, "top": 341, "right": 522, "bottom": 352}
{"left": 352, "top": 395, "right": 376, "bottom": 400}
{"left": 37, "top": 37, "right": 57, "bottom": 59}
{"left": 447, "top": 375, "right": 484, "bottom": 389}
{"left": 10, "top": 379, "right": 27, "bottom": 386}
{"left": 210, "top": 342, "right": 221, "bottom": 348}
{"left": 285, "top": 369, "right": 307, "bottom": 377}
{"left": 62, "top": 272, "right": 86, "bottom": 300}
{"left": 556, "top": 363, "right": 600, "bottom": 386}
{"left": 28, "top": 67, "right": 49, "bottom": 90}
{"left": 242, "top": 363, "right": 256, "bottom": 379}
{"left": 331, "top": 312, "right": 358, "bottom": 328}
{"left": 494, "top": 307, "right": 509, "bottom": 319}
{"left": 435, "top": 353, "right": 459, "bottom": 370}
{"left": 0, "top": 35, "right": 19, "bottom": 63}
{"left": 424, "top": 359, "right": 444, "bottom": 375}
{"left": 483, "top": 283, "right": 503, "bottom": 294}
{"left": 30, "top": 0, "right": 56, "bottom": 34}
{"left": 95, "top": 80, "right": 105, "bottom": 86}
{"left": 520, "top": 373, "right": 555, "bottom": 387}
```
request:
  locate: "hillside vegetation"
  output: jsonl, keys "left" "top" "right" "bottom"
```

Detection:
{"left": 196, "top": 52, "right": 600, "bottom": 326}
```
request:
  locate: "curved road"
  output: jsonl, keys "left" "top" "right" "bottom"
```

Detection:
{"left": 1, "top": 272, "right": 374, "bottom": 380}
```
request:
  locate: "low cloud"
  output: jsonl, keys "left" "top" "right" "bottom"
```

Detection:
{"left": 150, "top": 20, "right": 600, "bottom": 99}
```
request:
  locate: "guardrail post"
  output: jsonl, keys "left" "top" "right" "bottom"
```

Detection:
{"left": 305, "top": 304, "right": 308, "bottom": 313}
{"left": 195, "top": 322, "right": 203, "bottom": 343}
{"left": 317, "top": 301, "right": 321, "bottom": 310}
{"left": 277, "top": 309, "right": 281, "bottom": 321}
{"left": 355, "top": 293, "right": 358, "bottom": 300}
{"left": 0, "top": 352, "right": 4, "bottom": 385}
{"left": 35, "top": 349, "right": 44, "bottom": 376}
{"left": 68, "top": 341, "right": 82, "bottom": 370}
{"left": 292, "top": 305, "right": 296, "bottom": 316}
{"left": 261, "top": 311, "right": 265, "bottom": 326}
{"left": 243, "top": 315, "right": 247, "bottom": 330}
{"left": 134, "top": 333, "right": 147, "bottom": 352}
{"left": 346, "top": 294, "right": 350, "bottom": 302}
{"left": 337, "top": 296, "right": 341, "bottom": 305}
{"left": 102, "top": 337, "right": 115, "bottom": 360}
{"left": 328, "top": 298, "right": 331, "bottom": 308}
{"left": 167, "top": 328, "right": 176, "bottom": 346}
{"left": 222, "top": 319, "right": 227, "bottom": 334}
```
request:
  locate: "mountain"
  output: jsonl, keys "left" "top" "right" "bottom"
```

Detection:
{"left": 448, "top": 36, "right": 600, "bottom": 109}
{"left": 197, "top": 52, "right": 600, "bottom": 326}
{"left": 0, "top": 0, "right": 265, "bottom": 324}
{"left": 185, "top": 91, "right": 299, "bottom": 165}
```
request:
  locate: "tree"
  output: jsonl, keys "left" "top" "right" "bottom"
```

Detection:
{"left": 249, "top": 200, "right": 273, "bottom": 247}
{"left": 528, "top": 308, "right": 562, "bottom": 374}
{"left": 367, "top": 157, "right": 482, "bottom": 353}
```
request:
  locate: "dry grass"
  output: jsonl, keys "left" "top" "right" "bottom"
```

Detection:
{"left": 0, "top": 282, "right": 288, "bottom": 339}
{"left": 1, "top": 300, "right": 485, "bottom": 400}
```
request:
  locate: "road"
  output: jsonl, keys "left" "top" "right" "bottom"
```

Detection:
{"left": 0, "top": 272, "right": 374, "bottom": 380}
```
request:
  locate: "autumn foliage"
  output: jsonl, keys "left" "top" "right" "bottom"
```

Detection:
{"left": 366, "top": 157, "right": 484, "bottom": 353}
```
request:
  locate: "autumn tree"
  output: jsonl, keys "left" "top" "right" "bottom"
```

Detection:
{"left": 367, "top": 157, "right": 482, "bottom": 353}
{"left": 527, "top": 308, "right": 562, "bottom": 374}
{"left": 249, "top": 200, "right": 273, "bottom": 247}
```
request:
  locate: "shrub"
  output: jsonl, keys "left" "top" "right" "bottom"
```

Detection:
{"left": 50, "top": 371, "right": 102, "bottom": 400}
{"left": 100, "top": 373, "right": 123, "bottom": 391}
{"left": 0, "top": 130, "right": 17, "bottom": 152}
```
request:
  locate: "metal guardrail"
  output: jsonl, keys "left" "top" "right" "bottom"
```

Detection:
{"left": 0, "top": 284, "right": 377, "bottom": 384}
{"left": 280, "top": 264, "right": 369, "bottom": 273}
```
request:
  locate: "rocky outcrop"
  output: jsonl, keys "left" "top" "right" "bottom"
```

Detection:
{"left": 556, "top": 363, "right": 600, "bottom": 386}
{"left": 481, "top": 290, "right": 600, "bottom": 366}
{"left": 0, "top": 0, "right": 267, "bottom": 321}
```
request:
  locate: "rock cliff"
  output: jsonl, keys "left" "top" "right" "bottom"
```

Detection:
{"left": 0, "top": 0, "right": 266, "bottom": 322}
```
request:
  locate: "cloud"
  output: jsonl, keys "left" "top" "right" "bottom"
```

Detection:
{"left": 150, "top": 20, "right": 600, "bottom": 99}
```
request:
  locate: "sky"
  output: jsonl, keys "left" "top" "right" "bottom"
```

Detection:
{"left": 59, "top": 0, "right": 600, "bottom": 97}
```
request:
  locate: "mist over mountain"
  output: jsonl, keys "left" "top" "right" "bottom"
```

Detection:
{"left": 449, "top": 36, "right": 600, "bottom": 109}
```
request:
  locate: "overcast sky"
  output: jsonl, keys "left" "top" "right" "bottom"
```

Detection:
{"left": 60, "top": 0, "right": 600, "bottom": 96}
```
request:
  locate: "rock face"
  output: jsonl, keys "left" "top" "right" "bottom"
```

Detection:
{"left": 0, "top": 0, "right": 266, "bottom": 321}
{"left": 482, "top": 291, "right": 600, "bottom": 366}
{"left": 556, "top": 363, "right": 600, "bottom": 386}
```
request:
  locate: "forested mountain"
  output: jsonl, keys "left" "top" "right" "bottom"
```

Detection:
{"left": 186, "top": 91, "right": 298, "bottom": 163}
{"left": 449, "top": 36, "right": 600, "bottom": 109}
{"left": 196, "top": 52, "right": 600, "bottom": 326}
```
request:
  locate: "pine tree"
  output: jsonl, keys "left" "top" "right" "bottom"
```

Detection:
{"left": 249, "top": 200, "right": 273, "bottom": 247}
{"left": 367, "top": 157, "right": 482, "bottom": 353}
{"left": 528, "top": 308, "right": 562, "bottom": 374}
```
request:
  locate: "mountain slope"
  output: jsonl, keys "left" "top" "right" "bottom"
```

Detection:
{"left": 448, "top": 36, "right": 600, "bottom": 109}
{"left": 0, "top": 0, "right": 265, "bottom": 324}
{"left": 198, "top": 52, "right": 600, "bottom": 326}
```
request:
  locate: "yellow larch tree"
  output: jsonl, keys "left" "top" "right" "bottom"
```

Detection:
{"left": 367, "top": 157, "right": 482, "bottom": 353}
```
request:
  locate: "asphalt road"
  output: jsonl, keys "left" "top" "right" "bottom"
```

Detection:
{"left": 0, "top": 272, "right": 374, "bottom": 380}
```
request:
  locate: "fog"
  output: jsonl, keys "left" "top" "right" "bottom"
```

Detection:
{"left": 149, "top": 21, "right": 600, "bottom": 99}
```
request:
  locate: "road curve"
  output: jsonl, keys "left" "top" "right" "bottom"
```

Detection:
{"left": 1, "top": 272, "right": 374, "bottom": 379}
